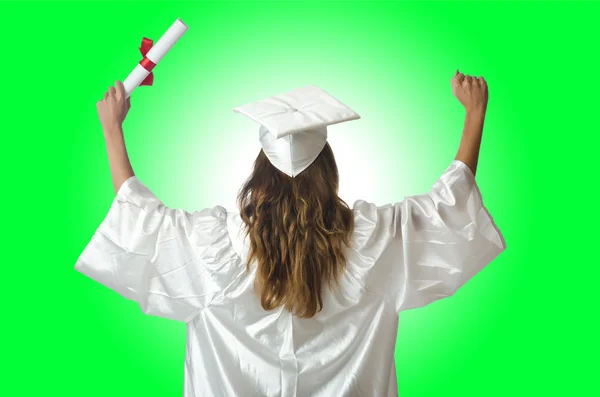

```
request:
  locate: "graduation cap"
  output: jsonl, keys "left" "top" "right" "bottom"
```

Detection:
{"left": 233, "top": 85, "right": 360, "bottom": 177}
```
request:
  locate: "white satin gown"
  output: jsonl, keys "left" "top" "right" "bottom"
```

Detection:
{"left": 75, "top": 159, "right": 506, "bottom": 397}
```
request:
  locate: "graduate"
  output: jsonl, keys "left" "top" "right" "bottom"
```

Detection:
{"left": 76, "top": 72, "right": 506, "bottom": 397}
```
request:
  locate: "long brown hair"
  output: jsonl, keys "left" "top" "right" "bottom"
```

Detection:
{"left": 237, "top": 143, "right": 355, "bottom": 318}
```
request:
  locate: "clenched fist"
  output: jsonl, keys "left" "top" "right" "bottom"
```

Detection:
{"left": 451, "top": 70, "right": 488, "bottom": 112}
{"left": 97, "top": 81, "right": 131, "bottom": 130}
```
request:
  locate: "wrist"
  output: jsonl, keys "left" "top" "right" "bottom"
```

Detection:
{"left": 102, "top": 122, "right": 123, "bottom": 137}
{"left": 466, "top": 106, "right": 486, "bottom": 119}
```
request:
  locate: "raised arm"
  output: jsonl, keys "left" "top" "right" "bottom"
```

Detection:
{"left": 103, "top": 126, "right": 135, "bottom": 194}
{"left": 97, "top": 81, "right": 135, "bottom": 194}
{"left": 451, "top": 70, "right": 489, "bottom": 177}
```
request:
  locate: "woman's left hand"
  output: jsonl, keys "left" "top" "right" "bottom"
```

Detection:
{"left": 97, "top": 81, "right": 131, "bottom": 130}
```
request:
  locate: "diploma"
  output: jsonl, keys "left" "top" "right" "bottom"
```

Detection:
{"left": 123, "top": 18, "right": 188, "bottom": 98}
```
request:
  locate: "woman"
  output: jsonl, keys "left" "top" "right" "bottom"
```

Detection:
{"left": 76, "top": 72, "right": 505, "bottom": 397}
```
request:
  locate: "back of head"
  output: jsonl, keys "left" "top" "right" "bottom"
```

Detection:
{"left": 237, "top": 143, "right": 355, "bottom": 318}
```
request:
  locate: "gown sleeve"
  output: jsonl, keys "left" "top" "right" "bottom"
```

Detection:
{"left": 351, "top": 160, "right": 506, "bottom": 314}
{"left": 74, "top": 176, "right": 231, "bottom": 323}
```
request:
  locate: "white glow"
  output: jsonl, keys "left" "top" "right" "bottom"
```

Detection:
{"left": 176, "top": 94, "right": 431, "bottom": 213}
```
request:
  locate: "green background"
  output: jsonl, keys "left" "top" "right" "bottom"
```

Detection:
{"left": 2, "top": 1, "right": 597, "bottom": 396}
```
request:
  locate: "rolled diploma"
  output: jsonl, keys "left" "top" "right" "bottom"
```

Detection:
{"left": 123, "top": 18, "right": 188, "bottom": 98}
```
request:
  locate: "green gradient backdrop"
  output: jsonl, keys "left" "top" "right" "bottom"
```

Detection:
{"left": 2, "top": 1, "right": 598, "bottom": 396}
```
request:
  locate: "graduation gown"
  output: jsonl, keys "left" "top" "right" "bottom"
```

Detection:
{"left": 75, "top": 159, "right": 506, "bottom": 397}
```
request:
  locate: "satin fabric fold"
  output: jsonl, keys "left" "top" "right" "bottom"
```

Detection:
{"left": 75, "top": 159, "right": 505, "bottom": 396}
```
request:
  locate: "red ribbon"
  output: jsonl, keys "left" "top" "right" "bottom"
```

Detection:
{"left": 139, "top": 37, "right": 156, "bottom": 86}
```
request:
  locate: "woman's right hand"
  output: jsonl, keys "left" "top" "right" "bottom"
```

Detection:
{"left": 451, "top": 70, "right": 488, "bottom": 113}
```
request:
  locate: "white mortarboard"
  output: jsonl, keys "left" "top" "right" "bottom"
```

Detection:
{"left": 233, "top": 85, "right": 360, "bottom": 177}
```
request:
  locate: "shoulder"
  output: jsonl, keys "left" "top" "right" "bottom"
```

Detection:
{"left": 194, "top": 207, "right": 247, "bottom": 261}
{"left": 224, "top": 210, "right": 247, "bottom": 260}
{"left": 352, "top": 199, "right": 395, "bottom": 215}
{"left": 198, "top": 204, "right": 228, "bottom": 220}
{"left": 351, "top": 199, "right": 397, "bottom": 225}
{"left": 179, "top": 205, "right": 230, "bottom": 249}
{"left": 350, "top": 199, "right": 398, "bottom": 252}
{"left": 190, "top": 204, "right": 228, "bottom": 228}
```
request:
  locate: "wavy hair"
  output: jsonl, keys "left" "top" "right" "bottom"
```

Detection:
{"left": 237, "top": 143, "right": 355, "bottom": 318}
